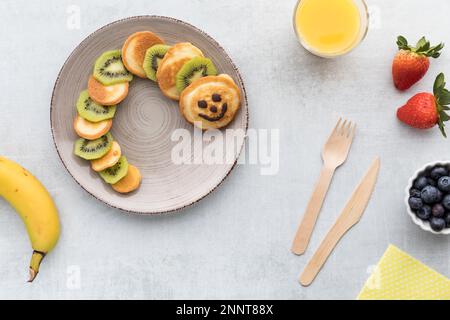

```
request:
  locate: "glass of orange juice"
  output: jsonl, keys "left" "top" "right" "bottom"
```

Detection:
{"left": 293, "top": 0, "right": 369, "bottom": 58}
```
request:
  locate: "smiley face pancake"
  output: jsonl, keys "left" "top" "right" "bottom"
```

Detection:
{"left": 179, "top": 74, "right": 241, "bottom": 130}
{"left": 156, "top": 42, "right": 204, "bottom": 100}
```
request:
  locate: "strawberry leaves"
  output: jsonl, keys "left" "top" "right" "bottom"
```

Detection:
{"left": 433, "top": 73, "right": 450, "bottom": 137}
{"left": 396, "top": 36, "right": 410, "bottom": 50}
{"left": 396, "top": 35, "right": 444, "bottom": 58}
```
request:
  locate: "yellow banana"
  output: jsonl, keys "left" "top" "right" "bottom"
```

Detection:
{"left": 0, "top": 156, "right": 60, "bottom": 282}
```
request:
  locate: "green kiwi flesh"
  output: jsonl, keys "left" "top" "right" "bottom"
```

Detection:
{"left": 93, "top": 50, "right": 133, "bottom": 85}
{"left": 74, "top": 133, "right": 113, "bottom": 160}
{"left": 143, "top": 44, "right": 171, "bottom": 82}
{"left": 99, "top": 155, "right": 129, "bottom": 184}
{"left": 175, "top": 57, "right": 218, "bottom": 93}
{"left": 76, "top": 90, "right": 117, "bottom": 122}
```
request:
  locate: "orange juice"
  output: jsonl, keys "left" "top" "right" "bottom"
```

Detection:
{"left": 294, "top": 0, "right": 367, "bottom": 56}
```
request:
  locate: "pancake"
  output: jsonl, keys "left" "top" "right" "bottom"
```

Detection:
{"left": 88, "top": 76, "right": 129, "bottom": 106}
{"left": 179, "top": 74, "right": 241, "bottom": 129}
{"left": 156, "top": 42, "right": 204, "bottom": 100}
{"left": 112, "top": 164, "right": 142, "bottom": 193}
{"left": 73, "top": 115, "right": 113, "bottom": 140}
{"left": 91, "top": 141, "right": 122, "bottom": 172}
{"left": 122, "top": 31, "right": 165, "bottom": 78}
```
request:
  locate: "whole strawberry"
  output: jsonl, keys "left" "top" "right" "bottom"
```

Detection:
{"left": 397, "top": 73, "right": 450, "bottom": 137}
{"left": 392, "top": 36, "right": 444, "bottom": 91}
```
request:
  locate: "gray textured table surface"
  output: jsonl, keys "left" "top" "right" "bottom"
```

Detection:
{"left": 1, "top": 0, "right": 450, "bottom": 299}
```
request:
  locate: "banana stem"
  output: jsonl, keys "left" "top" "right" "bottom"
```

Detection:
{"left": 28, "top": 250, "right": 46, "bottom": 283}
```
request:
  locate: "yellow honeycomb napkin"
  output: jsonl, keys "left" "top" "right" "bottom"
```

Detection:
{"left": 357, "top": 245, "right": 450, "bottom": 300}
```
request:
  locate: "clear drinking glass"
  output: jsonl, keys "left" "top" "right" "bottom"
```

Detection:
{"left": 293, "top": 0, "right": 369, "bottom": 58}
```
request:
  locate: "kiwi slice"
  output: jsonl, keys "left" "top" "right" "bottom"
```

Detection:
{"left": 93, "top": 50, "right": 133, "bottom": 85}
{"left": 76, "top": 90, "right": 116, "bottom": 122}
{"left": 143, "top": 44, "right": 171, "bottom": 82}
{"left": 175, "top": 57, "right": 218, "bottom": 93}
{"left": 99, "top": 155, "right": 129, "bottom": 184}
{"left": 74, "top": 133, "right": 113, "bottom": 160}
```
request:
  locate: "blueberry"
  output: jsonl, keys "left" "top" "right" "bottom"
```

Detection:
{"left": 421, "top": 186, "right": 442, "bottom": 204}
{"left": 445, "top": 214, "right": 450, "bottom": 228}
{"left": 431, "top": 167, "right": 448, "bottom": 180}
{"left": 416, "top": 205, "right": 432, "bottom": 220}
{"left": 408, "top": 197, "right": 423, "bottom": 210}
{"left": 414, "top": 176, "right": 429, "bottom": 190}
{"left": 437, "top": 176, "right": 450, "bottom": 192}
{"left": 409, "top": 189, "right": 422, "bottom": 198}
{"left": 432, "top": 203, "right": 445, "bottom": 218}
{"left": 427, "top": 178, "right": 437, "bottom": 186}
{"left": 430, "top": 217, "right": 446, "bottom": 232}
{"left": 442, "top": 194, "right": 450, "bottom": 210}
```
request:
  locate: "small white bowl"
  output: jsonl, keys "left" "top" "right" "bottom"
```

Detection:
{"left": 405, "top": 161, "right": 450, "bottom": 235}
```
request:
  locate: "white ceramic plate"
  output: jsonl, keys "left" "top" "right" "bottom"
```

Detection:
{"left": 51, "top": 16, "right": 248, "bottom": 214}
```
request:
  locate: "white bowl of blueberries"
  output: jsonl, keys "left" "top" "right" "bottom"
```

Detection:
{"left": 406, "top": 162, "right": 450, "bottom": 234}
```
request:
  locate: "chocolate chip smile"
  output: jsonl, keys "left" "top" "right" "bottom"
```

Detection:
{"left": 199, "top": 103, "right": 228, "bottom": 122}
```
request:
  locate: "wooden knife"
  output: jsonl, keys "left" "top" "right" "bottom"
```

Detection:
{"left": 299, "top": 157, "right": 380, "bottom": 286}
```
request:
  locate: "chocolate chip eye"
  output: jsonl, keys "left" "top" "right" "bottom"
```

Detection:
{"left": 212, "top": 94, "right": 221, "bottom": 102}
{"left": 197, "top": 100, "right": 207, "bottom": 108}
{"left": 210, "top": 106, "right": 218, "bottom": 113}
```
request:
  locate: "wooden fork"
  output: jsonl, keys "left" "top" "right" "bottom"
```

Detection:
{"left": 291, "top": 118, "right": 356, "bottom": 255}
